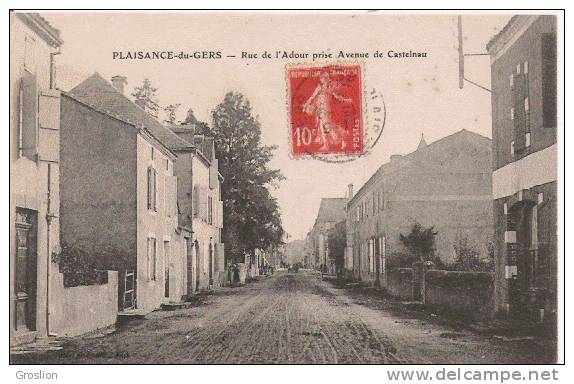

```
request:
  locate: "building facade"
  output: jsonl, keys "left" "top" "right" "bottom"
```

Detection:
{"left": 345, "top": 130, "right": 494, "bottom": 286}
{"left": 307, "top": 198, "right": 347, "bottom": 273}
{"left": 10, "top": 13, "right": 63, "bottom": 345}
{"left": 60, "top": 73, "right": 188, "bottom": 312}
{"left": 168, "top": 124, "right": 225, "bottom": 292}
{"left": 487, "top": 15, "right": 557, "bottom": 323}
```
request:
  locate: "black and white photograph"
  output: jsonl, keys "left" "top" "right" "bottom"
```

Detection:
{"left": 6, "top": 5, "right": 565, "bottom": 377}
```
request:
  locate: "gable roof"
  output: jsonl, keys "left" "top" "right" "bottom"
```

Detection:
{"left": 315, "top": 198, "right": 347, "bottom": 225}
{"left": 69, "top": 73, "right": 193, "bottom": 151}
{"left": 193, "top": 135, "right": 215, "bottom": 161}
{"left": 348, "top": 129, "right": 491, "bottom": 206}
{"left": 17, "top": 13, "right": 63, "bottom": 47}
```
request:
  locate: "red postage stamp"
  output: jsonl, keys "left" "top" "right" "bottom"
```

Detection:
{"left": 288, "top": 64, "right": 364, "bottom": 157}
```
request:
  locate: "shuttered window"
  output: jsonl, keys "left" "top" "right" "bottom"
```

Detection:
{"left": 19, "top": 73, "right": 38, "bottom": 160}
{"left": 193, "top": 184, "right": 201, "bottom": 217}
{"left": 208, "top": 196, "right": 213, "bottom": 225}
{"left": 147, "top": 167, "right": 157, "bottom": 211}
{"left": 541, "top": 33, "right": 557, "bottom": 128}
{"left": 148, "top": 237, "right": 157, "bottom": 280}
{"left": 511, "top": 73, "right": 528, "bottom": 152}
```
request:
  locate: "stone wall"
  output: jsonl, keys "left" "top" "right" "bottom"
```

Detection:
{"left": 425, "top": 270, "right": 494, "bottom": 321}
{"left": 386, "top": 268, "right": 414, "bottom": 301}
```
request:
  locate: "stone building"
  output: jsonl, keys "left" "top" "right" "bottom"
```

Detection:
{"left": 167, "top": 124, "right": 225, "bottom": 292}
{"left": 60, "top": 73, "right": 189, "bottom": 312}
{"left": 486, "top": 15, "right": 557, "bottom": 323}
{"left": 10, "top": 13, "right": 64, "bottom": 345}
{"left": 345, "top": 130, "right": 494, "bottom": 286}
{"left": 307, "top": 198, "right": 347, "bottom": 273}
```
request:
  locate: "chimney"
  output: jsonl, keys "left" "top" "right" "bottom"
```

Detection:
{"left": 417, "top": 133, "right": 428, "bottom": 150}
{"left": 347, "top": 183, "right": 354, "bottom": 199}
{"left": 390, "top": 154, "right": 402, "bottom": 163}
{"left": 111, "top": 75, "right": 127, "bottom": 94}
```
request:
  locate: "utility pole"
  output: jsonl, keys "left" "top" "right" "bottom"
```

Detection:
{"left": 457, "top": 15, "right": 492, "bottom": 93}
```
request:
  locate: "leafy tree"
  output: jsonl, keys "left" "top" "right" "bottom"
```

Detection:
{"left": 399, "top": 222, "right": 438, "bottom": 264}
{"left": 208, "top": 92, "right": 285, "bottom": 263}
{"left": 163, "top": 103, "right": 181, "bottom": 124}
{"left": 132, "top": 78, "right": 160, "bottom": 118}
{"left": 448, "top": 235, "right": 494, "bottom": 272}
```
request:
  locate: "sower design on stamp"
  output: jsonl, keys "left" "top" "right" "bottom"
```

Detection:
{"left": 288, "top": 64, "right": 364, "bottom": 157}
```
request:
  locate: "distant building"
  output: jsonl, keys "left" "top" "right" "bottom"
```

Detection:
{"left": 168, "top": 124, "right": 225, "bottom": 291}
{"left": 284, "top": 239, "right": 306, "bottom": 266}
{"left": 60, "top": 73, "right": 189, "bottom": 311}
{"left": 486, "top": 15, "right": 557, "bottom": 323}
{"left": 345, "top": 130, "right": 494, "bottom": 286}
{"left": 307, "top": 198, "right": 347, "bottom": 272}
{"left": 10, "top": 13, "right": 63, "bottom": 345}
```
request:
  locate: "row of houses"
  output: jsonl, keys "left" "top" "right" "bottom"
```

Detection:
{"left": 306, "top": 15, "right": 557, "bottom": 325}
{"left": 10, "top": 13, "right": 226, "bottom": 346}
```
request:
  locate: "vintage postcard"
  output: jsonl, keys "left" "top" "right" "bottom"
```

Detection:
{"left": 8, "top": 9, "right": 563, "bottom": 371}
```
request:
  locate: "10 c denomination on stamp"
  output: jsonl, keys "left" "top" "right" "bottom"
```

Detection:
{"left": 288, "top": 64, "right": 364, "bottom": 158}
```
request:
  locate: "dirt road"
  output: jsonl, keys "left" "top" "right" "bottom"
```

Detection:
{"left": 11, "top": 271, "right": 555, "bottom": 364}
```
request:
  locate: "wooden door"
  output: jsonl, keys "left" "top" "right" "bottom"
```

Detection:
{"left": 14, "top": 209, "right": 37, "bottom": 332}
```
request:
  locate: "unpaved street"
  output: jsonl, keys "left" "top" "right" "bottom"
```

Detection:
{"left": 11, "top": 271, "right": 555, "bottom": 364}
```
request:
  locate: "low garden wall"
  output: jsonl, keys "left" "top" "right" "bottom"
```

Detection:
{"left": 424, "top": 270, "right": 494, "bottom": 321}
{"left": 51, "top": 270, "right": 118, "bottom": 337}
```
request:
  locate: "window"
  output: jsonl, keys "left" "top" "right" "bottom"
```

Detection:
{"left": 524, "top": 97, "right": 529, "bottom": 112}
{"left": 525, "top": 132, "right": 531, "bottom": 147}
{"left": 541, "top": 33, "right": 557, "bottom": 128}
{"left": 510, "top": 141, "right": 515, "bottom": 155}
{"left": 509, "top": 74, "right": 514, "bottom": 88}
{"left": 524, "top": 61, "right": 529, "bottom": 75}
{"left": 147, "top": 167, "right": 157, "bottom": 211}
{"left": 208, "top": 196, "right": 213, "bottom": 225}
{"left": 147, "top": 237, "right": 157, "bottom": 280}
{"left": 19, "top": 73, "right": 38, "bottom": 160}
{"left": 516, "top": 63, "right": 521, "bottom": 74}
{"left": 537, "top": 193, "right": 544, "bottom": 205}
{"left": 18, "top": 81, "right": 23, "bottom": 157}
{"left": 510, "top": 107, "right": 514, "bottom": 120}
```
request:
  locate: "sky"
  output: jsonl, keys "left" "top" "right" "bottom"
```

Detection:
{"left": 41, "top": 11, "right": 512, "bottom": 240}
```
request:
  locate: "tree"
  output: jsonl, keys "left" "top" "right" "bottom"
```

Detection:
{"left": 132, "top": 78, "right": 160, "bottom": 118}
{"left": 209, "top": 92, "right": 285, "bottom": 263}
{"left": 399, "top": 222, "right": 439, "bottom": 265}
{"left": 163, "top": 103, "right": 181, "bottom": 125}
{"left": 449, "top": 235, "right": 494, "bottom": 272}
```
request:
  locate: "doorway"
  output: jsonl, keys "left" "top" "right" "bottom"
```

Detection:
{"left": 508, "top": 202, "right": 543, "bottom": 317}
{"left": 164, "top": 241, "right": 170, "bottom": 298}
{"left": 208, "top": 241, "right": 214, "bottom": 287}
{"left": 14, "top": 208, "right": 37, "bottom": 332}
{"left": 195, "top": 241, "right": 200, "bottom": 291}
